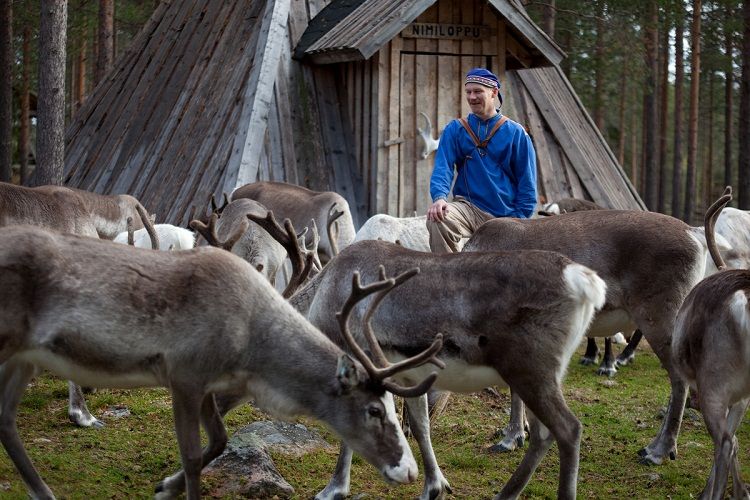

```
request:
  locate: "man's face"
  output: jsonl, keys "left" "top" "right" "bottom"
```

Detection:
{"left": 465, "top": 83, "right": 497, "bottom": 117}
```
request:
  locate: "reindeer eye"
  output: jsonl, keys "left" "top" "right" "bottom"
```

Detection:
{"left": 367, "top": 405, "right": 383, "bottom": 418}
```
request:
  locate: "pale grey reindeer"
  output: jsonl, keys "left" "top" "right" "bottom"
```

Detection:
{"left": 0, "top": 224, "right": 444, "bottom": 499}
{"left": 671, "top": 193, "right": 750, "bottom": 500}
{"left": 463, "top": 193, "right": 729, "bottom": 467}
{"left": 284, "top": 238, "right": 606, "bottom": 500}
{"left": 0, "top": 182, "right": 131, "bottom": 429}
{"left": 231, "top": 181, "right": 355, "bottom": 265}
{"left": 189, "top": 198, "right": 288, "bottom": 287}
{"left": 34, "top": 185, "right": 154, "bottom": 240}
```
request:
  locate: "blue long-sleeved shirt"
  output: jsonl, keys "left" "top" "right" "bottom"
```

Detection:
{"left": 429, "top": 113, "right": 537, "bottom": 218}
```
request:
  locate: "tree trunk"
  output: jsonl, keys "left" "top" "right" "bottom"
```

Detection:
{"left": 632, "top": 103, "right": 639, "bottom": 185}
{"left": 673, "top": 4, "right": 685, "bottom": 218}
{"left": 658, "top": 15, "right": 670, "bottom": 213}
{"left": 541, "top": 0, "right": 556, "bottom": 37}
{"left": 704, "top": 72, "right": 714, "bottom": 207}
{"left": 683, "top": 0, "right": 701, "bottom": 222}
{"left": 74, "top": 33, "right": 87, "bottom": 111}
{"left": 95, "top": 0, "right": 114, "bottom": 85}
{"left": 0, "top": 0, "right": 12, "bottom": 182}
{"left": 617, "top": 56, "right": 629, "bottom": 166}
{"left": 739, "top": 0, "right": 750, "bottom": 208}
{"left": 35, "top": 0, "right": 68, "bottom": 186}
{"left": 725, "top": 7, "right": 734, "bottom": 194}
{"left": 19, "top": 26, "right": 31, "bottom": 185}
{"left": 643, "top": 0, "right": 659, "bottom": 210}
{"left": 593, "top": 0, "right": 605, "bottom": 131}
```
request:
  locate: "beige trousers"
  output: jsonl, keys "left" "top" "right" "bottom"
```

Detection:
{"left": 426, "top": 198, "right": 494, "bottom": 253}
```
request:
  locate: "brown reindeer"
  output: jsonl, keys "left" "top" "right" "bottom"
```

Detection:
{"left": 463, "top": 192, "right": 730, "bottom": 467}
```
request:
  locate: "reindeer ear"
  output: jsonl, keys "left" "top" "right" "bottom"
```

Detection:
{"left": 336, "top": 354, "right": 359, "bottom": 392}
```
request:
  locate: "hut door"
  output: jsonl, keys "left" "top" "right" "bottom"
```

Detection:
{"left": 398, "top": 53, "right": 487, "bottom": 217}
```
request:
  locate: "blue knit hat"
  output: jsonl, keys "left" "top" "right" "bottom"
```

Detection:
{"left": 465, "top": 67, "right": 503, "bottom": 105}
{"left": 465, "top": 68, "right": 500, "bottom": 89}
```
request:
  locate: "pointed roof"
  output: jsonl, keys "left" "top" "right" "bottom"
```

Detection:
{"left": 64, "top": 0, "right": 290, "bottom": 226}
{"left": 295, "top": 0, "right": 564, "bottom": 66}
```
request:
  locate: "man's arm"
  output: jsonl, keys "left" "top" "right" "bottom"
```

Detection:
{"left": 428, "top": 121, "right": 459, "bottom": 221}
{"left": 510, "top": 130, "right": 538, "bottom": 218}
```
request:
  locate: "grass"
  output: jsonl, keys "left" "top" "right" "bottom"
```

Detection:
{"left": 0, "top": 341, "right": 744, "bottom": 499}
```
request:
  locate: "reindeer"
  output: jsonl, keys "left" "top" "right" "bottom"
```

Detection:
{"left": 114, "top": 223, "right": 195, "bottom": 250}
{"left": 0, "top": 182, "right": 112, "bottom": 429}
{"left": 33, "top": 185, "right": 153, "bottom": 240}
{"left": 189, "top": 198, "right": 288, "bottom": 286}
{"left": 0, "top": 224, "right": 443, "bottom": 499}
{"left": 463, "top": 193, "right": 730, "bottom": 466}
{"left": 537, "top": 197, "right": 642, "bottom": 376}
{"left": 278, "top": 237, "right": 606, "bottom": 500}
{"left": 417, "top": 112, "right": 440, "bottom": 160}
{"left": 670, "top": 192, "right": 750, "bottom": 500}
{"left": 230, "top": 181, "right": 355, "bottom": 265}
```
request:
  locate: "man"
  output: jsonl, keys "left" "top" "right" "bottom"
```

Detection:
{"left": 426, "top": 67, "right": 538, "bottom": 253}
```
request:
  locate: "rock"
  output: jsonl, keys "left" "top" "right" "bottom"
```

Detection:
{"left": 202, "top": 420, "right": 331, "bottom": 498}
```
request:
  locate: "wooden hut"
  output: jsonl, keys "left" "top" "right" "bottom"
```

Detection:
{"left": 63, "top": 0, "right": 644, "bottom": 228}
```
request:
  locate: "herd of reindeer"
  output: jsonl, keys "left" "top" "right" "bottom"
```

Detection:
{"left": 1, "top": 179, "right": 750, "bottom": 499}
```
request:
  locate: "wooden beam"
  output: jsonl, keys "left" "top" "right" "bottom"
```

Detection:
{"left": 224, "top": 0, "right": 290, "bottom": 194}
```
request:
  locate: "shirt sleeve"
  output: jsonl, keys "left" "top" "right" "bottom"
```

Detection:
{"left": 430, "top": 121, "right": 459, "bottom": 202}
{"left": 510, "top": 129, "right": 538, "bottom": 218}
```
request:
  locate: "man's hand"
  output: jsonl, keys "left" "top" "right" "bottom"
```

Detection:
{"left": 427, "top": 199, "right": 449, "bottom": 222}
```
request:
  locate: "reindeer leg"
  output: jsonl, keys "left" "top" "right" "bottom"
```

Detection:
{"left": 616, "top": 329, "right": 643, "bottom": 367}
{"left": 496, "top": 386, "right": 580, "bottom": 500}
{"left": 405, "top": 394, "right": 451, "bottom": 500}
{"left": 167, "top": 388, "right": 204, "bottom": 500}
{"left": 490, "top": 388, "right": 527, "bottom": 452}
{"left": 0, "top": 361, "right": 55, "bottom": 499}
{"left": 725, "top": 399, "right": 749, "bottom": 500}
{"left": 579, "top": 337, "right": 599, "bottom": 365}
{"left": 156, "top": 394, "right": 229, "bottom": 499}
{"left": 637, "top": 326, "right": 689, "bottom": 465}
{"left": 596, "top": 337, "right": 618, "bottom": 377}
{"left": 68, "top": 381, "right": 104, "bottom": 428}
{"left": 315, "top": 443, "right": 353, "bottom": 500}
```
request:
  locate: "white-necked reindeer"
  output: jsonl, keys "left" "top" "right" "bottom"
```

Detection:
{"left": 417, "top": 112, "right": 440, "bottom": 159}
{"left": 281, "top": 237, "right": 606, "bottom": 500}
{"left": 671, "top": 192, "right": 750, "bottom": 500}
{"left": 230, "top": 181, "right": 355, "bottom": 265}
{"left": 0, "top": 224, "right": 443, "bottom": 499}
{"left": 463, "top": 192, "right": 730, "bottom": 467}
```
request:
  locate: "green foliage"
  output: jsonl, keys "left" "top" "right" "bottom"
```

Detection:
{"left": 0, "top": 343, "right": 748, "bottom": 498}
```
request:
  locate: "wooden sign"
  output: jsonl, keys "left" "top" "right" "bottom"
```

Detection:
{"left": 402, "top": 23, "right": 492, "bottom": 40}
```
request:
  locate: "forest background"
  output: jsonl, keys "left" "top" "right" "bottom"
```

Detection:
{"left": 1, "top": 0, "right": 749, "bottom": 224}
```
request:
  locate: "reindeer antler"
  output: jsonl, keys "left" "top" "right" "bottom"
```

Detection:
{"left": 190, "top": 213, "right": 247, "bottom": 252}
{"left": 135, "top": 204, "right": 159, "bottom": 250}
{"left": 327, "top": 203, "right": 345, "bottom": 257}
{"left": 247, "top": 211, "right": 315, "bottom": 298}
{"left": 336, "top": 268, "right": 444, "bottom": 398}
{"left": 298, "top": 219, "right": 323, "bottom": 273}
{"left": 126, "top": 217, "right": 135, "bottom": 246}
{"left": 704, "top": 185, "right": 733, "bottom": 271}
{"left": 210, "top": 192, "right": 230, "bottom": 214}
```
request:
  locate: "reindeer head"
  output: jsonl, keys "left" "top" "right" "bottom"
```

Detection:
{"left": 417, "top": 112, "right": 440, "bottom": 160}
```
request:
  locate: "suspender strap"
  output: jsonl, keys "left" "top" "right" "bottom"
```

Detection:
{"left": 459, "top": 115, "right": 509, "bottom": 148}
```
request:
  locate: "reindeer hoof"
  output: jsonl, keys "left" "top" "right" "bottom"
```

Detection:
{"left": 580, "top": 356, "right": 598, "bottom": 366}
{"left": 68, "top": 411, "right": 105, "bottom": 428}
{"left": 616, "top": 354, "right": 635, "bottom": 366}
{"left": 596, "top": 366, "right": 617, "bottom": 377}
